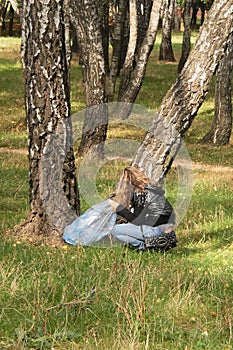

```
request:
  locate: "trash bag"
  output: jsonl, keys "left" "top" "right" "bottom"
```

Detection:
{"left": 63, "top": 199, "right": 117, "bottom": 247}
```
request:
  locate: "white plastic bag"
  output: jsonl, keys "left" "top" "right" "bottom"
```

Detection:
{"left": 63, "top": 199, "right": 117, "bottom": 247}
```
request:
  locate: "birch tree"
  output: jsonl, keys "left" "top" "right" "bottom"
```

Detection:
{"left": 17, "top": 0, "right": 79, "bottom": 238}
{"left": 133, "top": 0, "right": 233, "bottom": 181}
{"left": 70, "top": 0, "right": 163, "bottom": 154}
{"left": 116, "top": 0, "right": 163, "bottom": 110}
{"left": 201, "top": 33, "right": 233, "bottom": 145}
{"left": 69, "top": 0, "right": 108, "bottom": 157}
{"left": 159, "top": 0, "right": 176, "bottom": 62}
{"left": 107, "top": 0, "right": 128, "bottom": 99}
{"left": 177, "top": 0, "right": 192, "bottom": 74}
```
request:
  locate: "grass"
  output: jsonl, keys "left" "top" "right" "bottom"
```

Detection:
{"left": 0, "top": 35, "right": 233, "bottom": 349}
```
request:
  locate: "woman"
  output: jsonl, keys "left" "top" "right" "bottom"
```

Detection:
{"left": 109, "top": 166, "right": 176, "bottom": 250}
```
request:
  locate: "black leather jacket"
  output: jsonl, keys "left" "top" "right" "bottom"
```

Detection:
{"left": 116, "top": 184, "right": 175, "bottom": 227}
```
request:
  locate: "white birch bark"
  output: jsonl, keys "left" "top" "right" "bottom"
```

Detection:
{"left": 133, "top": 0, "right": 233, "bottom": 181}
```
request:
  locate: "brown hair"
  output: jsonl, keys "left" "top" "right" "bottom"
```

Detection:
{"left": 112, "top": 166, "right": 150, "bottom": 208}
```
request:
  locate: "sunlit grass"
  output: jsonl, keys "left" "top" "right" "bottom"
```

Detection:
{"left": 0, "top": 230, "right": 232, "bottom": 349}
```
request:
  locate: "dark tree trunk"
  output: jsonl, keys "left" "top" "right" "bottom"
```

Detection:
{"left": 99, "top": 0, "right": 110, "bottom": 74}
{"left": 133, "top": 0, "right": 233, "bottom": 181}
{"left": 177, "top": 0, "right": 192, "bottom": 74}
{"left": 200, "top": 3, "right": 206, "bottom": 25}
{"left": 71, "top": 27, "right": 80, "bottom": 55}
{"left": 136, "top": 0, "right": 152, "bottom": 54}
{"left": 173, "top": 0, "right": 180, "bottom": 32}
{"left": 190, "top": 1, "right": 197, "bottom": 29}
{"left": 118, "top": 0, "right": 138, "bottom": 102}
{"left": 8, "top": 4, "right": 14, "bottom": 36}
{"left": 200, "top": 33, "right": 233, "bottom": 145}
{"left": 18, "top": 0, "right": 79, "bottom": 238}
{"left": 107, "top": 0, "right": 128, "bottom": 100}
{"left": 159, "top": 0, "right": 176, "bottom": 62}
{"left": 1, "top": 0, "right": 8, "bottom": 33}
{"left": 70, "top": 0, "right": 108, "bottom": 158}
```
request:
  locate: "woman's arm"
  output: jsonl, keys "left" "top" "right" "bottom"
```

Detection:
{"left": 115, "top": 204, "right": 138, "bottom": 222}
{"left": 109, "top": 199, "right": 138, "bottom": 222}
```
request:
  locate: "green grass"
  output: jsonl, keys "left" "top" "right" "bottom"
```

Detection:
{"left": 0, "top": 152, "right": 29, "bottom": 231}
{"left": 0, "top": 233, "right": 232, "bottom": 349}
{"left": 0, "top": 35, "right": 233, "bottom": 349}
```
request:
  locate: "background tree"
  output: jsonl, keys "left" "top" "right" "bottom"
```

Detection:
{"left": 200, "top": 33, "right": 233, "bottom": 145}
{"left": 177, "top": 0, "right": 192, "bottom": 73}
{"left": 135, "top": 0, "right": 152, "bottom": 54}
{"left": 190, "top": 0, "right": 209, "bottom": 28}
{"left": 0, "top": 0, "right": 22, "bottom": 35}
{"left": 70, "top": 0, "right": 163, "bottom": 154}
{"left": 114, "top": 0, "right": 163, "bottom": 114}
{"left": 17, "top": 0, "right": 79, "bottom": 238}
{"left": 159, "top": 0, "right": 176, "bottom": 62}
{"left": 69, "top": 0, "right": 108, "bottom": 158}
{"left": 107, "top": 0, "right": 129, "bottom": 100}
{"left": 133, "top": 0, "right": 233, "bottom": 181}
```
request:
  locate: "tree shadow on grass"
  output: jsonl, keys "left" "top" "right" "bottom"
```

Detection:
{"left": 176, "top": 223, "right": 233, "bottom": 256}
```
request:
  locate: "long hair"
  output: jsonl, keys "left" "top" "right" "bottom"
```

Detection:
{"left": 112, "top": 166, "right": 150, "bottom": 208}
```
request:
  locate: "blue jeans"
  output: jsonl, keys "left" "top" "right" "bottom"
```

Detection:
{"left": 112, "top": 223, "right": 174, "bottom": 249}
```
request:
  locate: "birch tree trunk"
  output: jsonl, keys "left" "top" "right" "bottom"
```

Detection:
{"left": 70, "top": 0, "right": 108, "bottom": 158}
{"left": 159, "top": 0, "right": 176, "bottom": 62}
{"left": 133, "top": 0, "right": 233, "bottom": 181}
{"left": 118, "top": 0, "right": 138, "bottom": 101}
{"left": 17, "top": 0, "right": 79, "bottom": 238}
{"left": 201, "top": 33, "right": 233, "bottom": 145}
{"left": 135, "top": 0, "right": 152, "bottom": 57}
{"left": 116, "top": 0, "right": 162, "bottom": 116}
{"left": 8, "top": 0, "right": 20, "bottom": 14}
{"left": 177, "top": 0, "right": 192, "bottom": 74}
{"left": 107, "top": 0, "right": 128, "bottom": 99}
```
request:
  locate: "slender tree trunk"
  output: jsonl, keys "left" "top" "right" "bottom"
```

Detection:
{"left": 190, "top": 2, "right": 197, "bottom": 29}
{"left": 17, "top": 0, "right": 79, "bottom": 238}
{"left": 70, "top": 0, "right": 108, "bottom": 158}
{"left": 99, "top": 0, "right": 110, "bottom": 74}
{"left": 118, "top": 0, "right": 138, "bottom": 101}
{"left": 107, "top": 0, "right": 128, "bottom": 100}
{"left": 200, "top": 33, "right": 233, "bottom": 145}
{"left": 9, "top": 0, "right": 19, "bottom": 13}
{"left": 116, "top": 0, "right": 162, "bottom": 116}
{"left": 173, "top": 0, "right": 180, "bottom": 32}
{"left": 159, "top": 0, "right": 176, "bottom": 62}
{"left": 1, "top": 0, "right": 8, "bottom": 33}
{"left": 200, "top": 3, "right": 206, "bottom": 25}
{"left": 133, "top": 0, "right": 233, "bottom": 181}
{"left": 8, "top": 4, "right": 14, "bottom": 36}
{"left": 136, "top": 0, "right": 152, "bottom": 54}
{"left": 177, "top": 0, "right": 192, "bottom": 74}
{"left": 118, "top": 0, "right": 153, "bottom": 102}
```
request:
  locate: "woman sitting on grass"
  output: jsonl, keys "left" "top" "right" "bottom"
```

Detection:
{"left": 63, "top": 166, "right": 177, "bottom": 250}
{"left": 110, "top": 166, "right": 177, "bottom": 250}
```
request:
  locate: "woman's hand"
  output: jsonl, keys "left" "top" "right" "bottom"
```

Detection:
{"left": 109, "top": 199, "right": 119, "bottom": 212}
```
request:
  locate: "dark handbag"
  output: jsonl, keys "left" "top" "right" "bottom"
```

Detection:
{"left": 144, "top": 231, "right": 178, "bottom": 251}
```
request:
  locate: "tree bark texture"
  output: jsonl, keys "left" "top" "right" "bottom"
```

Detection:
{"left": 20, "top": 0, "right": 79, "bottom": 237}
{"left": 173, "top": 0, "right": 180, "bottom": 32}
{"left": 177, "top": 0, "right": 192, "bottom": 74}
{"left": 133, "top": 0, "right": 233, "bottom": 181}
{"left": 116, "top": 0, "right": 162, "bottom": 115}
{"left": 98, "top": 0, "right": 110, "bottom": 74}
{"left": 201, "top": 33, "right": 233, "bottom": 145}
{"left": 107, "top": 0, "right": 128, "bottom": 99}
{"left": 70, "top": 0, "right": 108, "bottom": 157}
{"left": 135, "top": 0, "right": 152, "bottom": 55}
{"left": 159, "top": 0, "right": 176, "bottom": 62}
{"left": 118, "top": 0, "right": 138, "bottom": 101}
